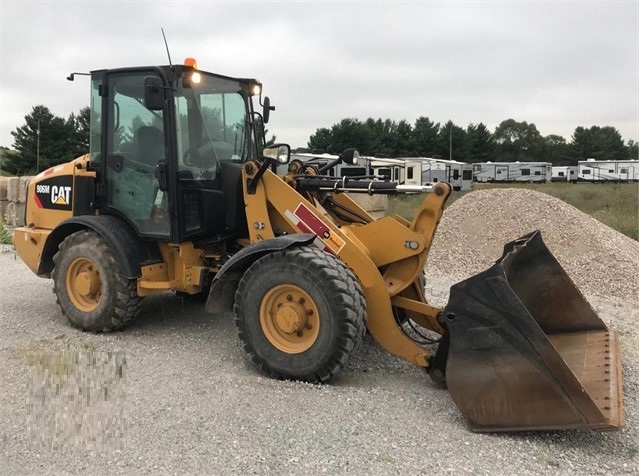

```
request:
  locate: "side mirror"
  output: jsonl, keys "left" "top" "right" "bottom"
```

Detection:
{"left": 317, "top": 148, "right": 360, "bottom": 174}
{"left": 340, "top": 148, "right": 360, "bottom": 165}
{"left": 263, "top": 143, "right": 291, "bottom": 164}
{"left": 262, "top": 96, "right": 274, "bottom": 124}
{"left": 144, "top": 76, "right": 165, "bottom": 111}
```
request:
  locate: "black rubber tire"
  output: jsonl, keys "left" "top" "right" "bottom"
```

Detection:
{"left": 52, "top": 230, "right": 141, "bottom": 332}
{"left": 234, "top": 247, "right": 366, "bottom": 383}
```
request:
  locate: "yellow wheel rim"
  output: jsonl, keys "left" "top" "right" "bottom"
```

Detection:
{"left": 66, "top": 257, "right": 102, "bottom": 312}
{"left": 260, "top": 284, "right": 320, "bottom": 354}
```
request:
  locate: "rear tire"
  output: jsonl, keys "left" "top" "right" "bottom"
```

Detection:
{"left": 52, "top": 230, "right": 141, "bottom": 332}
{"left": 234, "top": 247, "right": 366, "bottom": 383}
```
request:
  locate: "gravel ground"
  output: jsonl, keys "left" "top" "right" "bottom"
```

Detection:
{"left": 0, "top": 189, "right": 638, "bottom": 475}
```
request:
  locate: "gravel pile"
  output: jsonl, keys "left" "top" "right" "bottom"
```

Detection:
{"left": 426, "top": 188, "right": 639, "bottom": 300}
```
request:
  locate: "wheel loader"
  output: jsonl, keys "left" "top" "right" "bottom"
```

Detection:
{"left": 12, "top": 58, "right": 623, "bottom": 432}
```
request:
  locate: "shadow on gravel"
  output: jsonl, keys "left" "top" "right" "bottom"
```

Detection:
{"left": 124, "top": 292, "right": 234, "bottom": 335}
{"left": 127, "top": 297, "right": 423, "bottom": 380}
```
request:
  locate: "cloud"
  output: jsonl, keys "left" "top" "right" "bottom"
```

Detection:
{"left": 1, "top": 1, "right": 637, "bottom": 150}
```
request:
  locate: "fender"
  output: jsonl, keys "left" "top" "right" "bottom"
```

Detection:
{"left": 205, "top": 233, "right": 316, "bottom": 314}
{"left": 39, "top": 215, "right": 162, "bottom": 279}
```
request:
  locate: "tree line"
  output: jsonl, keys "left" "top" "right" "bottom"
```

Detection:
{"left": 1, "top": 105, "right": 90, "bottom": 175}
{"left": 305, "top": 117, "right": 637, "bottom": 165}
{"left": 1, "top": 105, "right": 275, "bottom": 175}
{"left": 2, "top": 107, "right": 637, "bottom": 175}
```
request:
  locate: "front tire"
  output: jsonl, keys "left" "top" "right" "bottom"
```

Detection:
{"left": 234, "top": 247, "right": 366, "bottom": 383}
{"left": 52, "top": 230, "right": 141, "bottom": 332}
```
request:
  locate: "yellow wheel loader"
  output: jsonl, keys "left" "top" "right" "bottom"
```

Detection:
{"left": 12, "top": 59, "right": 623, "bottom": 432}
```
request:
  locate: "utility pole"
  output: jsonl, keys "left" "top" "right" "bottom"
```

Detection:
{"left": 36, "top": 118, "right": 40, "bottom": 173}
{"left": 449, "top": 125, "right": 452, "bottom": 161}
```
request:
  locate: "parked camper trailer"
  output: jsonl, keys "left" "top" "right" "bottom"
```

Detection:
{"left": 578, "top": 159, "right": 639, "bottom": 182}
{"left": 419, "top": 161, "right": 448, "bottom": 185}
{"left": 551, "top": 166, "right": 578, "bottom": 182}
{"left": 410, "top": 158, "right": 473, "bottom": 191}
{"left": 368, "top": 158, "right": 422, "bottom": 186}
{"left": 473, "top": 162, "right": 552, "bottom": 183}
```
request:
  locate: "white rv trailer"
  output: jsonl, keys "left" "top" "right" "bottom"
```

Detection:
{"left": 577, "top": 159, "right": 639, "bottom": 182}
{"left": 368, "top": 157, "right": 422, "bottom": 186}
{"left": 472, "top": 162, "right": 552, "bottom": 183}
{"left": 419, "top": 161, "right": 447, "bottom": 185}
{"left": 551, "top": 166, "right": 578, "bottom": 182}
{"left": 404, "top": 157, "right": 473, "bottom": 191}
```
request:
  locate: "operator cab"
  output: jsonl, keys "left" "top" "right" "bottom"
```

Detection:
{"left": 87, "top": 58, "right": 273, "bottom": 244}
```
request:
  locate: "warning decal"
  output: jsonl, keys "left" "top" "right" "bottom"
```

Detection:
{"left": 287, "top": 203, "right": 346, "bottom": 255}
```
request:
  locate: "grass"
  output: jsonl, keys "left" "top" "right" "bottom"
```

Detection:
{"left": 387, "top": 182, "right": 639, "bottom": 241}
{"left": 0, "top": 218, "right": 11, "bottom": 245}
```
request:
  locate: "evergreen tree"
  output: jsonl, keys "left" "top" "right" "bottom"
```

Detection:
{"left": 411, "top": 116, "right": 439, "bottom": 157}
{"left": 8, "top": 105, "right": 90, "bottom": 174}
{"left": 66, "top": 106, "right": 91, "bottom": 158}
{"left": 570, "top": 125, "right": 627, "bottom": 161}
{"left": 307, "top": 127, "right": 332, "bottom": 153}
{"left": 395, "top": 119, "right": 415, "bottom": 156}
{"left": 467, "top": 123, "right": 495, "bottom": 162}
{"left": 437, "top": 120, "right": 469, "bottom": 162}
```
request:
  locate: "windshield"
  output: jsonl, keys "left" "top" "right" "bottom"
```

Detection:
{"left": 175, "top": 73, "right": 251, "bottom": 177}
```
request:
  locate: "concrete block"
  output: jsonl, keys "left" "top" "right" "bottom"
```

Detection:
{"left": 0, "top": 200, "right": 8, "bottom": 219}
{"left": 4, "top": 201, "right": 26, "bottom": 227}
{"left": 347, "top": 193, "right": 388, "bottom": 214}
{"left": 3, "top": 201, "right": 15, "bottom": 226}
{"left": 0, "top": 177, "right": 8, "bottom": 200}
{"left": 18, "top": 176, "right": 32, "bottom": 203}
{"left": 7, "top": 177, "right": 20, "bottom": 202}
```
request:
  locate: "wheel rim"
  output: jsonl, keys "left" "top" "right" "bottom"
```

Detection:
{"left": 66, "top": 257, "right": 102, "bottom": 312}
{"left": 260, "top": 284, "right": 320, "bottom": 354}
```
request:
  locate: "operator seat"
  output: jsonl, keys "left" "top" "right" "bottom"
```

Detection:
{"left": 132, "top": 126, "right": 167, "bottom": 229}
{"left": 135, "top": 126, "right": 164, "bottom": 167}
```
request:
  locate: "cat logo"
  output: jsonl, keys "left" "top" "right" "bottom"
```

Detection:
{"left": 34, "top": 177, "right": 73, "bottom": 210}
{"left": 51, "top": 185, "right": 72, "bottom": 206}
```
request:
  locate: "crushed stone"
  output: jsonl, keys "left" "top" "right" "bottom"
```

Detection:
{"left": 426, "top": 188, "right": 639, "bottom": 300}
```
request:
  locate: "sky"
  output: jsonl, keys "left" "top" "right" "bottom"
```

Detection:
{"left": 1, "top": 1, "right": 637, "bottom": 150}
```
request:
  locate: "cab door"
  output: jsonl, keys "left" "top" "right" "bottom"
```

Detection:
{"left": 100, "top": 70, "right": 172, "bottom": 239}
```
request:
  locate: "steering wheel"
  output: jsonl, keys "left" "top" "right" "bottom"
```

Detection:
{"left": 183, "top": 137, "right": 221, "bottom": 168}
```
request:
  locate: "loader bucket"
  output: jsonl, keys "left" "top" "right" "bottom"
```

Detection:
{"left": 442, "top": 230, "right": 623, "bottom": 432}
